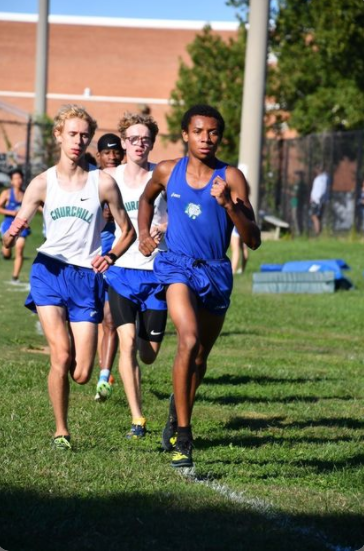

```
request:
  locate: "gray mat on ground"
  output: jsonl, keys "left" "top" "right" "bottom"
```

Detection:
{"left": 252, "top": 271, "right": 335, "bottom": 294}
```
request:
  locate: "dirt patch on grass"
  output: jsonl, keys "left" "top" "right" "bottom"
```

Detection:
{"left": 23, "top": 346, "right": 50, "bottom": 355}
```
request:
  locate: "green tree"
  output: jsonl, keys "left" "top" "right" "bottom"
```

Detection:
{"left": 269, "top": 0, "right": 364, "bottom": 134}
{"left": 166, "top": 25, "right": 247, "bottom": 165}
{"left": 169, "top": 0, "right": 364, "bottom": 148}
{"left": 33, "top": 114, "right": 59, "bottom": 171}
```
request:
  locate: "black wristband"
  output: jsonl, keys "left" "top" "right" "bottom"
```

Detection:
{"left": 105, "top": 252, "right": 118, "bottom": 264}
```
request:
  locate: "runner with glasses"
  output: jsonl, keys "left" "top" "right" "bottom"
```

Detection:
{"left": 104, "top": 112, "right": 168, "bottom": 439}
{"left": 124, "top": 136, "right": 153, "bottom": 146}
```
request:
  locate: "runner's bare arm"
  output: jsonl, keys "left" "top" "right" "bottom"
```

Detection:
{"left": 138, "top": 160, "right": 176, "bottom": 256}
{"left": 211, "top": 166, "right": 261, "bottom": 250}
{"left": 91, "top": 171, "right": 136, "bottom": 273}
{"left": 101, "top": 167, "right": 117, "bottom": 222}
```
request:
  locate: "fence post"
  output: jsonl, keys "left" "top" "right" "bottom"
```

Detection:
{"left": 24, "top": 117, "right": 32, "bottom": 187}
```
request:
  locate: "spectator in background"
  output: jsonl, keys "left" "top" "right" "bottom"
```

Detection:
{"left": 0, "top": 168, "right": 31, "bottom": 283}
{"left": 357, "top": 179, "right": 364, "bottom": 232}
{"left": 290, "top": 170, "right": 305, "bottom": 236}
{"left": 310, "top": 166, "right": 329, "bottom": 235}
{"left": 230, "top": 227, "right": 249, "bottom": 274}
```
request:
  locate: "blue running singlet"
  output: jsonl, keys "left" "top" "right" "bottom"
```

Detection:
{"left": 164, "top": 157, "right": 233, "bottom": 260}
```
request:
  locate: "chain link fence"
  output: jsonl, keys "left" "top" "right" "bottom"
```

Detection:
{"left": 1, "top": 119, "right": 364, "bottom": 235}
{"left": 261, "top": 130, "right": 364, "bottom": 235}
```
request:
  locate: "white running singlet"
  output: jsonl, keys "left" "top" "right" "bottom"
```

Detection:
{"left": 113, "top": 163, "right": 167, "bottom": 270}
{"left": 38, "top": 166, "right": 104, "bottom": 267}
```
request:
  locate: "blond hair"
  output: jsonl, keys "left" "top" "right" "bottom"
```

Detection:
{"left": 53, "top": 104, "right": 98, "bottom": 139}
{"left": 118, "top": 112, "right": 159, "bottom": 144}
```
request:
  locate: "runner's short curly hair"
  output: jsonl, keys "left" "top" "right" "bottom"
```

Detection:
{"left": 117, "top": 112, "right": 159, "bottom": 144}
{"left": 53, "top": 104, "right": 97, "bottom": 140}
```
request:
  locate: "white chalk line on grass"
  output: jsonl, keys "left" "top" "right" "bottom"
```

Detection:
{"left": 35, "top": 320, "right": 44, "bottom": 336}
{"left": 178, "top": 468, "right": 356, "bottom": 551}
{"left": 5, "top": 280, "right": 30, "bottom": 292}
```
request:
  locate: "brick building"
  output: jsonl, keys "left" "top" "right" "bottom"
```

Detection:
{"left": 0, "top": 12, "right": 238, "bottom": 166}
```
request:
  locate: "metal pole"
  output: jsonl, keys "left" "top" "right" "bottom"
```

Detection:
{"left": 238, "top": 0, "right": 270, "bottom": 215}
{"left": 24, "top": 117, "right": 32, "bottom": 187}
{"left": 34, "top": 0, "right": 49, "bottom": 118}
{"left": 33, "top": 0, "right": 49, "bottom": 169}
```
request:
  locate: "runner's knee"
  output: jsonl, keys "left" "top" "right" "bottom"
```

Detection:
{"left": 139, "top": 347, "right": 158, "bottom": 365}
{"left": 72, "top": 366, "right": 93, "bottom": 384}
{"left": 177, "top": 332, "right": 199, "bottom": 358}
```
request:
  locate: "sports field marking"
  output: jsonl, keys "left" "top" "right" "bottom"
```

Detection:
{"left": 179, "top": 469, "right": 356, "bottom": 551}
{"left": 35, "top": 320, "right": 44, "bottom": 336}
{"left": 5, "top": 281, "right": 30, "bottom": 292}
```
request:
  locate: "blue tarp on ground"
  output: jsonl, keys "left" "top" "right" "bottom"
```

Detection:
{"left": 260, "top": 263, "right": 284, "bottom": 272}
{"left": 260, "top": 259, "right": 353, "bottom": 290}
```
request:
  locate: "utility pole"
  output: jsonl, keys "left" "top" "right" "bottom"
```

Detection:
{"left": 33, "top": 0, "right": 49, "bottom": 169}
{"left": 34, "top": 0, "right": 49, "bottom": 117}
{"left": 238, "top": 0, "right": 270, "bottom": 215}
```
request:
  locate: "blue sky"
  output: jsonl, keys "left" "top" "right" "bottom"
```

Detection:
{"left": 0, "top": 0, "right": 241, "bottom": 22}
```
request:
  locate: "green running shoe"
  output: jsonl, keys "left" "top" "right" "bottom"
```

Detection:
{"left": 95, "top": 379, "right": 113, "bottom": 402}
{"left": 171, "top": 440, "right": 193, "bottom": 468}
{"left": 161, "top": 394, "right": 177, "bottom": 451}
{"left": 53, "top": 435, "right": 71, "bottom": 451}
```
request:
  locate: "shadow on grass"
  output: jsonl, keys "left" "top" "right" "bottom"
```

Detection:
{"left": 203, "top": 374, "right": 330, "bottom": 385}
{"left": 201, "top": 448, "right": 364, "bottom": 475}
{"left": 219, "top": 329, "right": 264, "bottom": 337}
{"left": 201, "top": 394, "right": 354, "bottom": 405}
{"left": 292, "top": 453, "right": 364, "bottom": 471}
{"left": 196, "top": 433, "right": 358, "bottom": 450}
{"left": 196, "top": 415, "right": 364, "bottom": 449}
{"left": 1, "top": 486, "right": 362, "bottom": 551}
{"left": 226, "top": 416, "right": 364, "bottom": 431}
{"left": 148, "top": 390, "right": 331, "bottom": 407}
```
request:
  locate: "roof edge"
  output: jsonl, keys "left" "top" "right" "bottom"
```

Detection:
{"left": 0, "top": 12, "right": 239, "bottom": 31}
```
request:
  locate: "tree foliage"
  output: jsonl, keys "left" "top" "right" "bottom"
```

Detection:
{"left": 269, "top": 0, "right": 364, "bottom": 134}
{"left": 167, "top": 0, "right": 364, "bottom": 156}
{"left": 33, "top": 114, "right": 59, "bottom": 170}
{"left": 166, "top": 26, "right": 247, "bottom": 165}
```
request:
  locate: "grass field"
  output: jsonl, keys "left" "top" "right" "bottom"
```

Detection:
{"left": 0, "top": 214, "right": 363, "bottom": 551}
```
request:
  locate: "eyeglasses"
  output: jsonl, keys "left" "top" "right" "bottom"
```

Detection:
{"left": 124, "top": 135, "right": 152, "bottom": 146}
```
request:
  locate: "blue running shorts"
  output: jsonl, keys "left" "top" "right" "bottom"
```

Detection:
{"left": 25, "top": 253, "right": 105, "bottom": 323}
{"left": 153, "top": 251, "right": 233, "bottom": 315}
{"left": 101, "top": 222, "right": 116, "bottom": 303}
{"left": 101, "top": 222, "right": 116, "bottom": 255}
{"left": 105, "top": 266, "right": 167, "bottom": 312}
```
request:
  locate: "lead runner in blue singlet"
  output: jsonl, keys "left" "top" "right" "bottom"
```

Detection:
{"left": 138, "top": 104, "right": 261, "bottom": 468}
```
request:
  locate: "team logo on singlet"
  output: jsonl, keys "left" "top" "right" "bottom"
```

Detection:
{"left": 125, "top": 200, "right": 139, "bottom": 212}
{"left": 50, "top": 206, "right": 93, "bottom": 223}
{"left": 185, "top": 203, "right": 202, "bottom": 220}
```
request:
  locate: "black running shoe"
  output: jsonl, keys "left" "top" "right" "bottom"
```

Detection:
{"left": 171, "top": 439, "right": 193, "bottom": 468}
{"left": 126, "top": 422, "right": 146, "bottom": 439}
{"left": 161, "top": 394, "right": 177, "bottom": 451}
